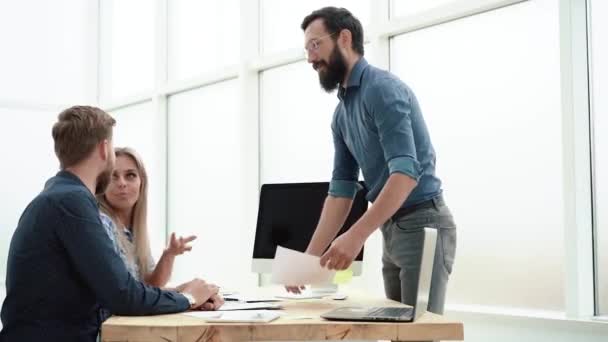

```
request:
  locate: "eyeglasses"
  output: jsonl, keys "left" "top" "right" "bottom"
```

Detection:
{"left": 304, "top": 32, "right": 337, "bottom": 57}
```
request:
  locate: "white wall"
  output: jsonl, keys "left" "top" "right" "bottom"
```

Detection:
{"left": 0, "top": 109, "right": 59, "bottom": 282}
{"left": 0, "top": 0, "right": 97, "bottom": 107}
{"left": 0, "top": 0, "right": 98, "bottom": 290}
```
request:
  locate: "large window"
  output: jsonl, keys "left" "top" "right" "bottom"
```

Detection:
{"left": 260, "top": 61, "right": 336, "bottom": 184}
{"left": 390, "top": 0, "right": 564, "bottom": 311}
{"left": 100, "top": 0, "right": 155, "bottom": 101}
{"left": 109, "top": 102, "right": 167, "bottom": 258}
{"left": 390, "top": 0, "right": 454, "bottom": 18}
{"left": 260, "top": 43, "right": 375, "bottom": 184}
{"left": 167, "top": 80, "right": 256, "bottom": 287}
{"left": 589, "top": 0, "right": 608, "bottom": 316}
{"left": 88, "top": 0, "right": 606, "bottom": 323}
{"left": 260, "top": 0, "right": 370, "bottom": 55}
{"left": 0, "top": 0, "right": 94, "bottom": 105}
{"left": 168, "top": 0, "right": 240, "bottom": 82}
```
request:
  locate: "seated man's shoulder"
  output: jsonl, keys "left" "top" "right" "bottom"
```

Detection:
{"left": 42, "top": 184, "right": 98, "bottom": 220}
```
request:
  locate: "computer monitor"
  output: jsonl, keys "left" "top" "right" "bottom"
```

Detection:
{"left": 251, "top": 182, "right": 368, "bottom": 276}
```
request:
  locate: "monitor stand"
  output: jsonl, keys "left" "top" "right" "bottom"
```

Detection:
{"left": 310, "top": 282, "right": 338, "bottom": 295}
{"left": 257, "top": 274, "right": 339, "bottom": 296}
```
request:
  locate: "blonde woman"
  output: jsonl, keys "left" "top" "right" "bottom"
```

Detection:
{"left": 98, "top": 147, "right": 196, "bottom": 287}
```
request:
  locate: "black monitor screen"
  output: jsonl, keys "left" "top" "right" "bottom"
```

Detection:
{"left": 252, "top": 182, "right": 368, "bottom": 260}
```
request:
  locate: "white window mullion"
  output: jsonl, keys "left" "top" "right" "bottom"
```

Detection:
{"left": 559, "top": 0, "right": 595, "bottom": 319}
{"left": 240, "top": 0, "right": 261, "bottom": 286}
{"left": 98, "top": 0, "right": 113, "bottom": 105}
{"left": 369, "top": 0, "right": 390, "bottom": 70}
{"left": 154, "top": 0, "right": 169, "bottom": 245}
{"left": 87, "top": 0, "right": 100, "bottom": 106}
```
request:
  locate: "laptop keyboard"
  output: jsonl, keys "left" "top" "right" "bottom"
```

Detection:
{"left": 367, "top": 307, "right": 411, "bottom": 317}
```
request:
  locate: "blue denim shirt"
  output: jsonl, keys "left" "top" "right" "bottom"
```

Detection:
{"left": 329, "top": 58, "right": 442, "bottom": 207}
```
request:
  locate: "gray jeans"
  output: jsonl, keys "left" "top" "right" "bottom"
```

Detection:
{"left": 380, "top": 196, "right": 457, "bottom": 314}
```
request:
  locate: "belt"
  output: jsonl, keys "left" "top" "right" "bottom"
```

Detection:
{"left": 391, "top": 195, "right": 444, "bottom": 221}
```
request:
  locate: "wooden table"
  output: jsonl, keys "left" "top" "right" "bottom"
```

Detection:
{"left": 101, "top": 290, "right": 464, "bottom": 341}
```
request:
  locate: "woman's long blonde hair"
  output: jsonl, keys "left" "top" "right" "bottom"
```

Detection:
{"left": 97, "top": 147, "right": 152, "bottom": 279}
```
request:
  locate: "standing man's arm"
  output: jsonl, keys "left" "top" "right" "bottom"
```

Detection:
{"left": 320, "top": 79, "right": 421, "bottom": 270}
{"left": 306, "top": 125, "right": 362, "bottom": 255}
{"left": 286, "top": 126, "right": 360, "bottom": 293}
{"left": 321, "top": 174, "right": 416, "bottom": 270}
{"left": 305, "top": 196, "right": 353, "bottom": 256}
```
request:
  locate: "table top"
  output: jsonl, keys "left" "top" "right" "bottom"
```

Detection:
{"left": 102, "top": 288, "right": 464, "bottom": 341}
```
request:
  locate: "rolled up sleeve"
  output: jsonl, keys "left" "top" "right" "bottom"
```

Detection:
{"left": 365, "top": 78, "right": 422, "bottom": 181}
{"left": 329, "top": 125, "right": 362, "bottom": 199}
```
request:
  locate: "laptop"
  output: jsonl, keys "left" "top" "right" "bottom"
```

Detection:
{"left": 320, "top": 227, "right": 437, "bottom": 322}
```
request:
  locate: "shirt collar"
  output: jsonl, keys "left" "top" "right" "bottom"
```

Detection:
{"left": 338, "top": 57, "right": 369, "bottom": 99}
{"left": 345, "top": 57, "right": 368, "bottom": 88}
{"left": 56, "top": 170, "right": 83, "bottom": 184}
{"left": 54, "top": 170, "right": 97, "bottom": 203}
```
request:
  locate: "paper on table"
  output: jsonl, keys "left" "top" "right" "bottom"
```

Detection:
{"left": 217, "top": 302, "right": 282, "bottom": 311}
{"left": 271, "top": 246, "right": 335, "bottom": 285}
{"left": 181, "top": 311, "right": 223, "bottom": 319}
{"left": 181, "top": 310, "right": 281, "bottom": 323}
{"left": 224, "top": 294, "right": 281, "bottom": 303}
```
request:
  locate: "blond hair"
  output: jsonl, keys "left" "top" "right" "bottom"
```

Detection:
{"left": 97, "top": 147, "right": 152, "bottom": 280}
{"left": 52, "top": 106, "right": 115, "bottom": 169}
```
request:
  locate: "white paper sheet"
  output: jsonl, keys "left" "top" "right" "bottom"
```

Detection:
{"left": 205, "top": 310, "right": 281, "bottom": 323}
{"left": 270, "top": 246, "right": 335, "bottom": 285}
{"left": 223, "top": 294, "right": 281, "bottom": 303}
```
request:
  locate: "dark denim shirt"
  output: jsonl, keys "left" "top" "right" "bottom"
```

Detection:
{"left": 329, "top": 58, "right": 442, "bottom": 207}
{"left": 0, "top": 171, "right": 188, "bottom": 342}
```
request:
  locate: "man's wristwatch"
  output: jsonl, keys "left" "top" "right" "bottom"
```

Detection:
{"left": 182, "top": 293, "right": 197, "bottom": 308}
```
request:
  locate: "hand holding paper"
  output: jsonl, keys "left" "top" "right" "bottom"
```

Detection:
{"left": 320, "top": 231, "right": 365, "bottom": 270}
{"left": 271, "top": 246, "right": 335, "bottom": 285}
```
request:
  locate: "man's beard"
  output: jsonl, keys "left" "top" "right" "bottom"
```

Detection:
{"left": 95, "top": 160, "right": 113, "bottom": 195}
{"left": 315, "top": 46, "right": 347, "bottom": 93}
